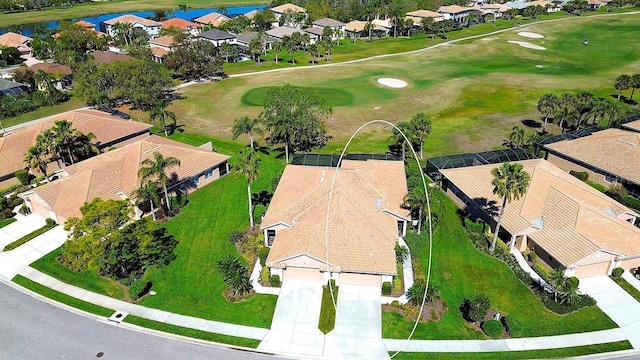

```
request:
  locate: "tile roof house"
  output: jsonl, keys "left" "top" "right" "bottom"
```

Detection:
{"left": 102, "top": 15, "right": 162, "bottom": 39}
{"left": 311, "top": 18, "right": 346, "bottom": 39}
{"left": 406, "top": 10, "right": 444, "bottom": 26}
{"left": 0, "top": 32, "right": 32, "bottom": 56}
{"left": 438, "top": 5, "right": 479, "bottom": 23}
{"left": 270, "top": 3, "right": 308, "bottom": 29}
{"left": 440, "top": 159, "right": 640, "bottom": 278}
{"left": 266, "top": 26, "right": 314, "bottom": 43}
{"left": 0, "top": 109, "right": 152, "bottom": 187}
{"left": 344, "top": 20, "right": 388, "bottom": 38}
{"left": 149, "top": 35, "right": 175, "bottom": 62}
{"left": 193, "top": 12, "right": 230, "bottom": 27}
{"left": 29, "top": 62, "right": 73, "bottom": 91}
{"left": 91, "top": 50, "right": 132, "bottom": 64}
{"left": 161, "top": 18, "right": 202, "bottom": 36}
{"left": 21, "top": 135, "right": 230, "bottom": 224}
{"left": 544, "top": 128, "right": 640, "bottom": 191}
{"left": 236, "top": 32, "right": 276, "bottom": 51}
{"left": 261, "top": 160, "right": 410, "bottom": 286}
{"left": 622, "top": 119, "right": 640, "bottom": 133}
{"left": 243, "top": 9, "right": 259, "bottom": 19}
{"left": 199, "top": 29, "right": 237, "bottom": 46}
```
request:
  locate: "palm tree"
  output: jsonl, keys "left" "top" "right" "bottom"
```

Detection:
{"left": 615, "top": 74, "right": 631, "bottom": 101}
{"left": 24, "top": 145, "right": 49, "bottom": 180}
{"left": 51, "top": 120, "right": 78, "bottom": 165}
{"left": 149, "top": 100, "right": 177, "bottom": 137}
{"left": 403, "top": 186, "right": 427, "bottom": 234}
{"left": 364, "top": 20, "right": 374, "bottom": 41}
{"left": 390, "top": 121, "right": 414, "bottom": 161}
{"left": 629, "top": 73, "right": 640, "bottom": 101}
{"left": 132, "top": 181, "right": 161, "bottom": 221}
{"left": 216, "top": 254, "right": 252, "bottom": 296}
{"left": 537, "top": 93, "right": 559, "bottom": 132}
{"left": 231, "top": 116, "right": 263, "bottom": 149}
{"left": 234, "top": 148, "right": 260, "bottom": 228}
{"left": 179, "top": 4, "right": 189, "bottom": 21}
{"left": 420, "top": 17, "right": 435, "bottom": 39}
{"left": 271, "top": 41, "right": 282, "bottom": 63}
{"left": 410, "top": 112, "right": 432, "bottom": 159}
{"left": 508, "top": 126, "right": 525, "bottom": 148}
{"left": 489, "top": 162, "right": 531, "bottom": 253}
{"left": 548, "top": 268, "right": 566, "bottom": 302}
{"left": 138, "top": 152, "right": 181, "bottom": 211}
{"left": 308, "top": 43, "right": 319, "bottom": 64}
{"left": 112, "top": 21, "right": 134, "bottom": 46}
{"left": 395, "top": 242, "right": 409, "bottom": 263}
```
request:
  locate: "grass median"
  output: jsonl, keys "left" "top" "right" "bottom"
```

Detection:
{"left": 3, "top": 222, "right": 57, "bottom": 251}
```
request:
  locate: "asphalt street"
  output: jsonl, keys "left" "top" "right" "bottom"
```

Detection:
{"left": 0, "top": 281, "right": 283, "bottom": 360}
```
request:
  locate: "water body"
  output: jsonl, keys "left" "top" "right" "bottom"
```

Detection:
{"left": 1, "top": 5, "right": 267, "bottom": 36}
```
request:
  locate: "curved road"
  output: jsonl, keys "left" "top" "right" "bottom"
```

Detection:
{"left": 0, "top": 281, "right": 283, "bottom": 360}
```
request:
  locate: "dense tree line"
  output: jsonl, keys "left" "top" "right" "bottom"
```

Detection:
{"left": 30, "top": 22, "right": 108, "bottom": 67}
{"left": 0, "top": 86, "right": 67, "bottom": 119}
{"left": 0, "top": 0, "right": 86, "bottom": 12}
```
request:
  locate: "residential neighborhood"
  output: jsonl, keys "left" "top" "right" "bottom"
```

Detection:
{"left": 0, "top": 0, "right": 639, "bottom": 359}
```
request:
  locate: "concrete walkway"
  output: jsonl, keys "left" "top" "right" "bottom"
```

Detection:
{"left": 258, "top": 280, "right": 324, "bottom": 356}
{"left": 0, "top": 224, "right": 67, "bottom": 279}
{"left": 579, "top": 275, "right": 640, "bottom": 349}
{"left": 19, "top": 267, "right": 269, "bottom": 341}
{"left": 0, "top": 213, "right": 47, "bottom": 251}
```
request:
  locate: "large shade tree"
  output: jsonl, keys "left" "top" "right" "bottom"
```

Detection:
{"left": 260, "top": 84, "right": 332, "bottom": 163}
{"left": 489, "top": 162, "right": 531, "bottom": 253}
{"left": 234, "top": 147, "right": 260, "bottom": 228}
{"left": 138, "top": 152, "right": 181, "bottom": 211}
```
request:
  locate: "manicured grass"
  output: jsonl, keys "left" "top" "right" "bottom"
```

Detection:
{"left": 318, "top": 282, "right": 338, "bottom": 334}
{"left": 1, "top": 97, "right": 86, "bottom": 129}
{"left": 12, "top": 275, "right": 114, "bottom": 317}
{"left": 382, "top": 189, "right": 617, "bottom": 340}
{"left": 0, "top": 0, "right": 268, "bottom": 28}
{"left": 31, "top": 249, "right": 126, "bottom": 299}
{"left": 3, "top": 222, "right": 56, "bottom": 251}
{"left": 390, "top": 340, "right": 633, "bottom": 360}
{"left": 611, "top": 276, "right": 640, "bottom": 303}
{"left": 124, "top": 315, "right": 260, "bottom": 348}
{"left": 240, "top": 86, "right": 354, "bottom": 107}
{"left": 0, "top": 217, "right": 16, "bottom": 229}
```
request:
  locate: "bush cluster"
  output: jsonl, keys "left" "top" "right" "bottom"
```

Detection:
{"left": 382, "top": 281, "right": 392, "bottom": 295}
{"left": 14, "top": 170, "right": 31, "bottom": 185}
{"left": 461, "top": 293, "right": 490, "bottom": 323}
{"left": 0, "top": 89, "right": 68, "bottom": 119}
{"left": 612, "top": 267, "right": 624, "bottom": 278}
{"left": 569, "top": 170, "right": 589, "bottom": 181}
{"left": 258, "top": 246, "right": 270, "bottom": 267}
{"left": 270, "top": 275, "right": 281, "bottom": 287}
{"left": 481, "top": 319, "right": 503, "bottom": 338}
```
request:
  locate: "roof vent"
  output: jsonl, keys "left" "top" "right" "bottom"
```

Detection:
{"left": 604, "top": 208, "right": 616, "bottom": 217}
{"left": 374, "top": 198, "right": 382, "bottom": 209}
{"left": 143, "top": 145, "right": 162, "bottom": 154}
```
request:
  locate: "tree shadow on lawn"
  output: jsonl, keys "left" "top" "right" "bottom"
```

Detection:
{"left": 521, "top": 119, "right": 541, "bottom": 129}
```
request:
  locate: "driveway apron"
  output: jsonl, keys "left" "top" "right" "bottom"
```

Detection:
{"left": 258, "top": 280, "right": 325, "bottom": 356}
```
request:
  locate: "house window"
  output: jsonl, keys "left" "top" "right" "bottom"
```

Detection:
{"left": 192, "top": 176, "right": 200, "bottom": 185}
{"left": 604, "top": 174, "right": 617, "bottom": 184}
{"left": 220, "top": 163, "right": 228, "bottom": 176}
{"left": 204, "top": 169, "right": 213, "bottom": 179}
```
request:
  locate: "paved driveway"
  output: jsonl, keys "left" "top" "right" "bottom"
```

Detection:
{"left": 579, "top": 275, "right": 640, "bottom": 348}
{"left": 0, "top": 213, "right": 46, "bottom": 250}
{"left": 0, "top": 224, "right": 67, "bottom": 279}
{"left": 325, "top": 285, "right": 389, "bottom": 360}
{"left": 258, "top": 280, "right": 325, "bottom": 356}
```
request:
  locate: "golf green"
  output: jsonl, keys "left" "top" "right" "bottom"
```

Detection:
{"left": 241, "top": 86, "right": 354, "bottom": 107}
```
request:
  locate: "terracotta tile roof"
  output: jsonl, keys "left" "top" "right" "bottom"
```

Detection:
{"left": 30, "top": 62, "right": 72, "bottom": 76}
{"left": 150, "top": 35, "right": 175, "bottom": 48}
{"left": 438, "top": 5, "right": 476, "bottom": 13}
{"left": 263, "top": 160, "right": 409, "bottom": 275}
{"left": 344, "top": 20, "right": 388, "bottom": 32}
{"left": 479, "top": 3, "right": 512, "bottom": 11}
{"left": 441, "top": 159, "right": 640, "bottom": 267}
{"left": 303, "top": 27, "right": 324, "bottom": 36}
{"left": 312, "top": 18, "right": 345, "bottom": 27}
{"left": 162, "top": 18, "right": 201, "bottom": 30}
{"left": 622, "top": 120, "right": 640, "bottom": 133}
{"left": 266, "top": 26, "right": 300, "bottom": 39}
{"left": 544, "top": 128, "right": 640, "bottom": 185}
{"left": 270, "top": 3, "right": 307, "bottom": 14}
{"left": 528, "top": 0, "right": 555, "bottom": 6}
{"left": 103, "top": 14, "right": 161, "bottom": 27}
{"left": 406, "top": 10, "right": 444, "bottom": 19}
{"left": 75, "top": 20, "right": 96, "bottom": 29}
{"left": 150, "top": 47, "right": 169, "bottom": 58}
{"left": 243, "top": 9, "right": 259, "bottom": 19}
{"left": 0, "top": 109, "right": 152, "bottom": 177}
{"left": 0, "top": 32, "right": 32, "bottom": 48}
{"left": 24, "top": 135, "right": 229, "bottom": 220}
{"left": 193, "top": 12, "right": 230, "bottom": 26}
{"left": 91, "top": 50, "right": 132, "bottom": 64}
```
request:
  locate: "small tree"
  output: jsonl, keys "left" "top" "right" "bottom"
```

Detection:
{"left": 467, "top": 293, "right": 490, "bottom": 323}
{"left": 406, "top": 278, "right": 438, "bottom": 306}
{"left": 216, "top": 254, "right": 253, "bottom": 296}
{"left": 395, "top": 243, "right": 409, "bottom": 263}
{"left": 234, "top": 148, "right": 260, "bottom": 228}
{"left": 232, "top": 116, "right": 263, "bottom": 149}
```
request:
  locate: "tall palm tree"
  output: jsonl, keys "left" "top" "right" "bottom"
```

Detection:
{"left": 51, "top": 120, "right": 78, "bottom": 165}
{"left": 508, "top": 126, "right": 525, "bottom": 148}
{"left": 389, "top": 121, "right": 414, "bottom": 161}
{"left": 132, "top": 181, "right": 161, "bottom": 221}
{"left": 420, "top": 17, "right": 435, "bottom": 39}
{"left": 234, "top": 148, "right": 260, "bottom": 228}
{"left": 364, "top": 20, "right": 374, "bottom": 41}
{"left": 271, "top": 41, "right": 282, "bottom": 63}
{"left": 615, "top": 74, "right": 631, "bottom": 101}
{"left": 149, "top": 100, "right": 177, "bottom": 137}
{"left": 489, "top": 162, "right": 531, "bottom": 253}
{"left": 403, "top": 186, "right": 427, "bottom": 234}
{"left": 629, "top": 73, "right": 640, "bottom": 101}
{"left": 138, "top": 152, "right": 181, "bottom": 211}
{"left": 548, "top": 268, "right": 566, "bottom": 302}
{"left": 537, "top": 93, "right": 559, "bottom": 132}
{"left": 112, "top": 21, "right": 134, "bottom": 46}
{"left": 232, "top": 116, "right": 263, "bottom": 149}
{"left": 24, "top": 145, "right": 49, "bottom": 180}
{"left": 179, "top": 4, "right": 189, "bottom": 21}
{"left": 410, "top": 112, "right": 432, "bottom": 159}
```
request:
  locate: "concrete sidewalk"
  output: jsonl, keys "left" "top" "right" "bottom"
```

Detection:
{"left": 0, "top": 224, "right": 67, "bottom": 279}
{"left": 19, "top": 267, "right": 269, "bottom": 341}
{"left": 0, "top": 213, "right": 47, "bottom": 250}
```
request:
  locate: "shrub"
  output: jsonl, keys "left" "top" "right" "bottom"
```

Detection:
{"left": 606, "top": 183, "right": 628, "bottom": 199}
{"left": 0, "top": 183, "right": 23, "bottom": 196}
{"left": 19, "top": 203, "right": 30, "bottom": 215}
{"left": 45, "top": 218, "right": 56, "bottom": 227}
{"left": 494, "top": 238, "right": 510, "bottom": 256}
{"left": 612, "top": 267, "right": 624, "bottom": 278}
{"left": 566, "top": 276, "right": 580, "bottom": 291}
{"left": 466, "top": 293, "right": 490, "bottom": 323}
{"left": 260, "top": 266, "right": 269, "bottom": 284}
{"left": 406, "top": 278, "right": 439, "bottom": 306}
{"left": 382, "top": 281, "right": 392, "bottom": 295}
{"left": 258, "top": 246, "right": 270, "bottom": 267}
{"left": 14, "top": 169, "right": 30, "bottom": 185}
{"left": 482, "top": 319, "right": 503, "bottom": 338}
{"left": 569, "top": 170, "right": 589, "bottom": 181}
{"left": 129, "top": 280, "right": 152, "bottom": 300}
{"left": 270, "top": 274, "right": 281, "bottom": 287}
{"left": 10, "top": 194, "right": 23, "bottom": 208}
{"left": 228, "top": 230, "right": 244, "bottom": 244}
{"left": 533, "top": 262, "right": 551, "bottom": 279}
{"left": 2, "top": 208, "right": 13, "bottom": 219}
{"left": 395, "top": 243, "right": 409, "bottom": 263}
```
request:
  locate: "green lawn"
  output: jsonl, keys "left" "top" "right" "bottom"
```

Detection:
{"left": 0, "top": 217, "right": 17, "bottom": 229}
{"left": 382, "top": 189, "right": 617, "bottom": 340}
{"left": 3, "top": 222, "right": 57, "bottom": 251}
{"left": 240, "top": 86, "right": 354, "bottom": 107}
{"left": 390, "top": 340, "right": 632, "bottom": 360}
{"left": 611, "top": 276, "right": 640, "bottom": 303}
{"left": 318, "top": 283, "right": 338, "bottom": 334}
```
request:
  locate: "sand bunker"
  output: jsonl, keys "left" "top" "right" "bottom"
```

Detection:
{"left": 508, "top": 40, "right": 546, "bottom": 50}
{"left": 377, "top": 78, "right": 408, "bottom": 88}
{"left": 517, "top": 32, "right": 544, "bottom": 39}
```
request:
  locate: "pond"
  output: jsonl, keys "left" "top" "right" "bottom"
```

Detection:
{"left": 1, "top": 5, "right": 267, "bottom": 36}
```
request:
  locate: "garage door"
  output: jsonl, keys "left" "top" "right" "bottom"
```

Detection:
{"left": 574, "top": 261, "right": 611, "bottom": 278}
{"left": 283, "top": 267, "right": 324, "bottom": 283}
{"left": 340, "top": 273, "right": 381, "bottom": 287}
